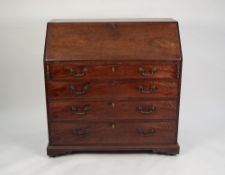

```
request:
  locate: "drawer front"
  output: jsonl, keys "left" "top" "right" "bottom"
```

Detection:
{"left": 48, "top": 100, "right": 177, "bottom": 121}
{"left": 47, "top": 79, "right": 178, "bottom": 99}
{"left": 50, "top": 63, "right": 177, "bottom": 80}
{"left": 49, "top": 121, "right": 177, "bottom": 145}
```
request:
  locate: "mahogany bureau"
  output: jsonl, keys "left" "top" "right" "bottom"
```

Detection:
{"left": 44, "top": 19, "right": 182, "bottom": 157}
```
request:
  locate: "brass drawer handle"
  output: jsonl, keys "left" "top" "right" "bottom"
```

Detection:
{"left": 136, "top": 128, "right": 156, "bottom": 136}
{"left": 138, "top": 67, "right": 157, "bottom": 76}
{"left": 137, "top": 105, "right": 156, "bottom": 114}
{"left": 138, "top": 85, "right": 157, "bottom": 93}
{"left": 72, "top": 128, "right": 90, "bottom": 137}
{"left": 70, "top": 105, "right": 90, "bottom": 115}
{"left": 66, "top": 67, "right": 88, "bottom": 77}
{"left": 70, "top": 84, "right": 89, "bottom": 95}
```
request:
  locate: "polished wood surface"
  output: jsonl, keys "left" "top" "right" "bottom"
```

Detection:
{"left": 50, "top": 62, "right": 178, "bottom": 80}
{"left": 44, "top": 19, "right": 182, "bottom": 157}
{"left": 47, "top": 79, "right": 178, "bottom": 99}
{"left": 48, "top": 100, "right": 177, "bottom": 121}
{"left": 49, "top": 121, "right": 177, "bottom": 145}
{"left": 45, "top": 21, "right": 181, "bottom": 61}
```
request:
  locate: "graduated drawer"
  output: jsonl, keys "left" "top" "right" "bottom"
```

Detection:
{"left": 47, "top": 79, "right": 178, "bottom": 99}
{"left": 49, "top": 121, "right": 177, "bottom": 145}
{"left": 49, "top": 62, "right": 178, "bottom": 80}
{"left": 48, "top": 100, "right": 177, "bottom": 121}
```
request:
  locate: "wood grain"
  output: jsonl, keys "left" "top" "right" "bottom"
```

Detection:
{"left": 49, "top": 121, "right": 177, "bottom": 145}
{"left": 45, "top": 22, "right": 181, "bottom": 61}
{"left": 48, "top": 100, "right": 177, "bottom": 121}
{"left": 44, "top": 19, "right": 182, "bottom": 156}
{"left": 47, "top": 79, "right": 178, "bottom": 99}
{"left": 50, "top": 62, "right": 177, "bottom": 80}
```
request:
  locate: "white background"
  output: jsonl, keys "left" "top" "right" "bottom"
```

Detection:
{"left": 0, "top": 0, "right": 225, "bottom": 175}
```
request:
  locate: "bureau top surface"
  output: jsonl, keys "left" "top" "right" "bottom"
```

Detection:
{"left": 44, "top": 19, "right": 182, "bottom": 61}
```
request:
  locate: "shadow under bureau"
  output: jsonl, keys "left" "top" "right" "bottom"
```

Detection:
{"left": 44, "top": 18, "right": 182, "bottom": 157}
